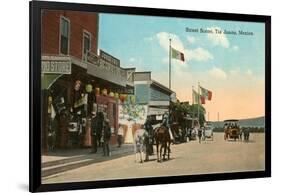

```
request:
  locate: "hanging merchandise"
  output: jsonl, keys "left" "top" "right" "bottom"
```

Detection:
{"left": 109, "top": 91, "right": 114, "bottom": 97}
{"left": 102, "top": 88, "right": 108, "bottom": 96}
{"left": 114, "top": 92, "right": 119, "bottom": 100}
{"left": 130, "top": 95, "right": 136, "bottom": 104}
{"left": 85, "top": 84, "right": 93, "bottom": 93}
{"left": 95, "top": 87, "right": 100, "bottom": 95}
{"left": 74, "top": 80, "right": 82, "bottom": 91}
{"left": 119, "top": 94, "right": 127, "bottom": 103}
{"left": 47, "top": 96, "right": 53, "bottom": 114}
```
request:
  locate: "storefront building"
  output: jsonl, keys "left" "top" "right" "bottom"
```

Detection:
{"left": 41, "top": 10, "right": 134, "bottom": 152}
{"left": 134, "top": 72, "right": 175, "bottom": 121}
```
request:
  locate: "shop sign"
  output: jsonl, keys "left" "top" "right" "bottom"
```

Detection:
{"left": 87, "top": 50, "right": 134, "bottom": 87}
{"left": 42, "top": 56, "right": 71, "bottom": 74}
{"left": 99, "top": 49, "right": 120, "bottom": 67}
{"left": 87, "top": 52, "right": 99, "bottom": 65}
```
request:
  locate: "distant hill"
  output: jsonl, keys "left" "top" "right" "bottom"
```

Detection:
{"left": 211, "top": 116, "right": 265, "bottom": 128}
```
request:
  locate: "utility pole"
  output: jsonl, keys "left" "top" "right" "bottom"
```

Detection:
{"left": 169, "top": 38, "right": 171, "bottom": 89}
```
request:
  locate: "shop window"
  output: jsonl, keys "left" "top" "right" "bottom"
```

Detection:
{"left": 83, "top": 31, "right": 91, "bottom": 61}
{"left": 60, "top": 17, "right": 70, "bottom": 55}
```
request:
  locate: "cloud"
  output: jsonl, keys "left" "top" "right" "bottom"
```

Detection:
{"left": 129, "top": 57, "right": 136, "bottom": 62}
{"left": 207, "top": 27, "right": 230, "bottom": 48}
{"left": 187, "top": 36, "right": 196, "bottom": 44}
{"left": 229, "top": 68, "right": 240, "bottom": 76}
{"left": 208, "top": 67, "right": 227, "bottom": 79}
{"left": 156, "top": 32, "right": 213, "bottom": 63}
{"left": 185, "top": 47, "right": 213, "bottom": 62}
{"left": 156, "top": 32, "right": 184, "bottom": 52}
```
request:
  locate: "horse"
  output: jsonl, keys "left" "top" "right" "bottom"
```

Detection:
{"left": 134, "top": 128, "right": 148, "bottom": 163}
{"left": 154, "top": 126, "right": 171, "bottom": 162}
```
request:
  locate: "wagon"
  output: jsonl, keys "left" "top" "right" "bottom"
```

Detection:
{"left": 203, "top": 126, "right": 214, "bottom": 141}
{"left": 223, "top": 119, "right": 240, "bottom": 141}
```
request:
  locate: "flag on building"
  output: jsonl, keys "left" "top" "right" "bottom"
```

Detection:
{"left": 200, "top": 86, "right": 212, "bottom": 100}
{"left": 171, "top": 47, "right": 185, "bottom": 62}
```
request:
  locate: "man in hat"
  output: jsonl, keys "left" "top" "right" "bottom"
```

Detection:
{"left": 144, "top": 115, "right": 154, "bottom": 156}
{"left": 90, "top": 111, "right": 98, "bottom": 153}
{"left": 102, "top": 118, "right": 111, "bottom": 156}
{"left": 162, "top": 112, "right": 174, "bottom": 142}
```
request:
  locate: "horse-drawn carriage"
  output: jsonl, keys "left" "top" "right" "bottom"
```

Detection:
{"left": 224, "top": 119, "right": 240, "bottom": 141}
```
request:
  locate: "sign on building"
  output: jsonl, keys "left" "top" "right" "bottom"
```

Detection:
{"left": 41, "top": 56, "right": 71, "bottom": 74}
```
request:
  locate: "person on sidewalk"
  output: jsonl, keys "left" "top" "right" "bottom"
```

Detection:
{"left": 117, "top": 124, "right": 124, "bottom": 147}
{"left": 90, "top": 112, "right": 100, "bottom": 153}
{"left": 101, "top": 118, "right": 111, "bottom": 156}
{"left": 144, "top": 115, "right": 154, "bottom": 156}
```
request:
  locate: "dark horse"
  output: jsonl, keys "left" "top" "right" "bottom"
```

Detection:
{"left": 154, "top": 126, "right": 171, "bottom": 162}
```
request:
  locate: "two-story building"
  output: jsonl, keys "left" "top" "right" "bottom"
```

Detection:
{"left": 41, "top": 10, "right": 134, "bottom": 151}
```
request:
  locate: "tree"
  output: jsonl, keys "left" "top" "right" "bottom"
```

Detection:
{"left": 189, "top": 104, "right": 206, "bottom": 126}
{"left": 170, "top": 102, "right": 206, "bottom": 126}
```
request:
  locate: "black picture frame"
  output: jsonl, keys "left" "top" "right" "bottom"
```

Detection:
{"left": 30, "top": 1, "right": 271, "bottom": 192}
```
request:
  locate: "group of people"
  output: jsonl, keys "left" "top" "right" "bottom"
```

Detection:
{"left": 89, "top": 111, "right": 175, "bottom": 159}
{"left": 90, "top": 112, "right": 112, "bottom": 156}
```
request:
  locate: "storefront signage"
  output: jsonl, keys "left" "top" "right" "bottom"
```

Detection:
{"left": 87, "top": 52, "right": 99, "bottom": 65}
{"left": 87, "top": 51, "right": 127, "bottom": 87}
{"left": 42, "top": 56, "right": 71, "bottom": 74}
{"left": 99, "top": 49, "right": 120, "bottom": 67}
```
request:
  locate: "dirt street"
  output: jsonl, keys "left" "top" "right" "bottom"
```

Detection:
{"left": 43, "top": 132, "right": 265, "bottom": 184}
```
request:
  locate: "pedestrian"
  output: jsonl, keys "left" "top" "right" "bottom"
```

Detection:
{"left": 102, "top": 118, "right": 111, "bottom": 156}
{"left": 117, "top": 124, "right": 124, "bottom": 147}
{"left": 90, "top": 111, "right": 98, "bottom": 153}
{"left": 144, "top": 115, "right": 154, "bottom": 156}
{"left": 198, "top": 126, "right": 203, "bottom": 143}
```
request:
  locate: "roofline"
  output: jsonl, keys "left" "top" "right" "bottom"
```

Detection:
{"left": 151, "top": 79, "right": 174, "bottom": 94}
{"left": 223, "top": 119, "right": 239, "bottom": 122}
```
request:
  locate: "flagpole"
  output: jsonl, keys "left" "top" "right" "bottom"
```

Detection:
{"left": 198, "top": 82, "right": 200, "bottom": 126}
{"left": 169, "top": 38, "right": 171, "bottom": 89}
{"left": 192, "top": 86, "right": 194, "bottom": 105}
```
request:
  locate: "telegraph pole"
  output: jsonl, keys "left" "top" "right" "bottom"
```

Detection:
{"left": 169, "top": 38, "right": 171, "bottom": 89}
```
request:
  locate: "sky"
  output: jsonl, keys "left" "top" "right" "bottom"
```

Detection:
{"left": 98, "top": 13, "right": 265, "bottom": 121}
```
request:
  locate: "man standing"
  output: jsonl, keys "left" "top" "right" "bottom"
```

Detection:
{"left": 90, "top": 112, "right": 98, "bottom": 153}
{"left": 102, "top": 118, "right": 111, "bottom": 156}
{"left": 144, "top": 116, "right": 154, "bottom": 156}
{"left": 117, "top": 124, "right": 124, "bottom": 148}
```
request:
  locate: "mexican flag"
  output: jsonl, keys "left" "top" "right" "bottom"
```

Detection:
{"left": 171, "top": 47, "right": 185, "bottom": 62}
{"left": 193, "top": 89, "right": 205, "bottom": 104}
{"left": 200, "top": 86, "right": 212, "bottom": 100}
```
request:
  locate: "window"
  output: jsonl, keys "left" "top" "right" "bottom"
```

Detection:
{"left": 60, "top": 17, "right": 70, "bottom": 55}
{"left": 83, "top": 31, "right": 91, "bottom": 61}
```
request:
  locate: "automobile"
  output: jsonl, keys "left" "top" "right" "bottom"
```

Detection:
{"left": 223, "top": 119, "right": 240, "bottom": 141}
{"left": 203, "top": 126, "right": 214, "bottom": 140}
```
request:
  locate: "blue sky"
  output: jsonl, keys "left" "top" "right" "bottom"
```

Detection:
{"left": 98, "top": 13, "right": 265, "bottom": 120}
